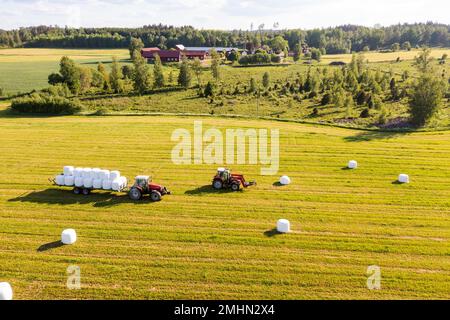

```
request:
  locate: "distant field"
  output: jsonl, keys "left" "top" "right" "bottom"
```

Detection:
{"left": 0, "top": 115, "right": 449, "bottom": 299}
{"left": 321, "top": 48, "right": 450, "bottom": 64}
{"left": 0, "top": 48, "right": 129, "bottom": 94}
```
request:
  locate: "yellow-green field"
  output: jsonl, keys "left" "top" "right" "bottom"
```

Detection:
{"left": 0, "top": 115, "right": 449, "bottom": 299}
{"left": 0, "top": 48, "right": 129, "bottom": 94}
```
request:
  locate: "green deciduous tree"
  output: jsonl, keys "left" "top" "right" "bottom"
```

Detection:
{"left": 110, "top": 56, "right": 124, "bottom": 93}
{"left": 153, "top": 53, "right": 165, "bottom": 88}
{"left": 191, "top": 58, "right": 203, "bottom": 86}
{"left": 211, "top": 49, "right": 221, "bottom": 81}
{"left": 409, "top": 73, "right": 447, "bottom": 126}
{"left": 129, "top": 37, "right": 144, "bottom": 60}
{"left": 132, "top": 52, "right": 151, "bottom": 94}
{"left": 59, "top": 56, "right": 80, "bottom": 94}
{"left": 178, "top": 56, "right": 192, "bottom": 89}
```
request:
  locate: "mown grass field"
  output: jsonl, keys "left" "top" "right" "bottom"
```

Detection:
{"left": 0, "top": 115, "right": 449, "bottom": 299}
{"left": 0, "top": 48, "right": 129, "bottom": 94}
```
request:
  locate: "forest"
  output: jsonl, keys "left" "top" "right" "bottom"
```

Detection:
{"left": 1, "top": 23, "right": 449, "bottom": 53}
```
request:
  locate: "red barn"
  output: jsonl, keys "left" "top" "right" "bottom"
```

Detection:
{"left": 141, "top": 48, "right": 181, "bottom": 62}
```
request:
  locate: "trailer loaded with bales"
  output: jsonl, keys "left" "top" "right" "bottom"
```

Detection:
{"left": 53, "top": 166, "right": 170, "bottom": 201}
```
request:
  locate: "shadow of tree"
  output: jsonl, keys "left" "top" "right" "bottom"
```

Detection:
{"left": 344, "top": 130, "right": 412, "bottom": 142}
{"left": 37, "top": 240, "right": 64, "bottom": 252}
{"left": 8, "top": 188, "right": 149, "bottom": 207}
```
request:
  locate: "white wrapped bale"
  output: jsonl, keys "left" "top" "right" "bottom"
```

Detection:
{"left": 61, "top": 229, "right": 77, "bottom": 245}
{"left": 83, "top": 178, "right": 93, "bottom": 189}
{"left": 93, "top": 179, "right": 103, "bottom": 189}
{"left": 279, "top": 175, "right": 291, "bottom": 185}
{"left": 92, "top": 168, "right": 101, "bottom": 179}
{"left": 82, "top": 168, "right": 92, "bottom": 178}
{"left": 102, "top": 180, "right": 112, "bottom": 190}
{"left": 74, "top": 168, "right": 83, "bottom": 178}
{"left": 63, "top": 166, "right": 74, "bottom": 176}
{"left": 64, "top": 176, "right": 75, "bottom": 186}
{"left": 55, "top": 175, "right": 65, "bottom": 186}
{"left": 119, "top": 176, "right": 128, "bottom": 189}
{"left": 277, "top": 219, "right": 291, "bottom": 233}
{"left": 75, "top": 177, "right": 84, "bottom": 187}
{"left": 111, "top": 178, "right": 123, "bottom": 192}
{"left": 398, "top": 174, "right": 410, "bottom": 183}
{"left": 0, "top": 282, "right": 13, "bottom": 300}
{"left": 99, "top": 169, "right": 110, "bottom": 180}
{"left": 110, "top": 170, "right": 120, "bottom": 181}
{"left": 348, "top": 160, "right": 358, "bottom": 169}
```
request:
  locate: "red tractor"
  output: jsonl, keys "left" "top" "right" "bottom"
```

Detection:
{"left": 128, "top": 176, "right": 171, "bottom": 201}
{"left": 212, "top": 168, "right": 256, "bottom": 192}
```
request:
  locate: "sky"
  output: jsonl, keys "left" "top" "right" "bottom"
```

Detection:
{"left": 0, "top": 0, "right": 448, "bottom": 30}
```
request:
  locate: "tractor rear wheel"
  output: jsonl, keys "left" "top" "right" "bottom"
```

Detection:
{"left": 82, "top": 188, "right": 91, "bottom": 196}
{"left": 73, "top": 187, "right": 81, "bottom": 195}
{"left": 150, "top": 191, "right": 162, "bottom": 202}
{"left": 213, "top": 180, "right": 223, "bottom": 190}
{"left": 231, "top": 182, "right": 240, "bottom": 192}
{"left": 129, "top": 187, "right": 142, "bottom": 201}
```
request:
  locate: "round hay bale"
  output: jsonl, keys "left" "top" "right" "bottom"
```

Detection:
{"left": 83, "top": 178, "right": 93, "bottom": 189}
{"left": 75, "top": 177, "right": 84, "bottom": 187}
{"left": 102, "top": 180, "right": 112, "bottom": 190}
{"left": 100, "top": 170, "right": 110, "bottom": 180}
{"left": 93, "top": 179, "right": 103, "bottom": 189}
{"left": 111, "top": 178, "right": 122, "bottom": 191}
{"left": 63, "top": 166, "right": 74, "bottom": 176}
{"left": 61, "top": 229, "right": 77, "bottom": 245}
{"left": 119, "top": 176, "right": 128, "bottom": 189}
{"left": 348, "top": 160, "right": 358, "bottom": 169}
{"left": 110, "top": 171, "right": 121, "bottom": 181}
{"left": 64, "top": 176, "right": 75, "bottom": 186}
{"left": 0, "top": 282, "right": 13, "bottom": 300}
{"left": 279, "top": 176, "right": 291, "bottom": 185}
{"left": 74, "top": 168, "right": 83, "bottom": 178}
{"left": 82, "top": 168, "right": 92, "bottom": 178}
{"left": 398, "top": 174, "right": 409, "bottom": 183}
{"left": 92, "top": 168, "right": 101, "bottom": 179}
{"left": 55, "top": 175, "right": 65, "bottom": 186}
{"left": 277, "top": 219, "right": 291, "bottom": 233}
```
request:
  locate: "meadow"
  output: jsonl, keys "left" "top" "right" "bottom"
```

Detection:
{"left": 0, "top": 48, "right": 129, "bottom": 94}
{"left": 2, "top": 47, "right": 449, "bottom": 130}
{"left": 0, "top": 115, "right": 449, "bottom": 299}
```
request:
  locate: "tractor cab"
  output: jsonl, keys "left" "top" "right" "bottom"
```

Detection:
{"left": 217, "top": 168, "right": 230, "bottom": 181}
{"left": 134, "top": 175, "right": 151, "bottom": 190}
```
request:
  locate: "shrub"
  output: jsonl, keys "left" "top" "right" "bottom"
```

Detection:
{"left": 11, "top": 93, "right": 82, "bottom": 114}
{"left": 321, "top": 92, "right": 332, "bottom": 105}
{"left": 204, "top": 81, "right": 214, "bottom": 97}
{"left": 409, "top": 73, "right": 447, "bottom": 126}
{"left": 311, "top": 107, "right": 319, "bottom": 117}
{"left": 360, "top": 108, "right": 370, "bottom": 118}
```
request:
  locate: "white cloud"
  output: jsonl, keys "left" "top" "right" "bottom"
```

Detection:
{"left": 0, "top": 0, "right": 448, "bottom": 30}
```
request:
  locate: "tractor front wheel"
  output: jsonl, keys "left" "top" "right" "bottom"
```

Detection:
{"left": 213, "top": 180, "right": 223, "bottom": 190}
{"left": 231, "top": 182, "right": 240, "bottom": 192}
{"left": 150, "top": 191, "right": 162, "bottom": 202}
{"left": 129, "top": 187, "right": 142, "bottom": 201}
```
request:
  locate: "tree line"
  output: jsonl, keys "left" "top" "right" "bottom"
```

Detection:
{"left": 1, "top": 23, "right": 449, "bottom": 53}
